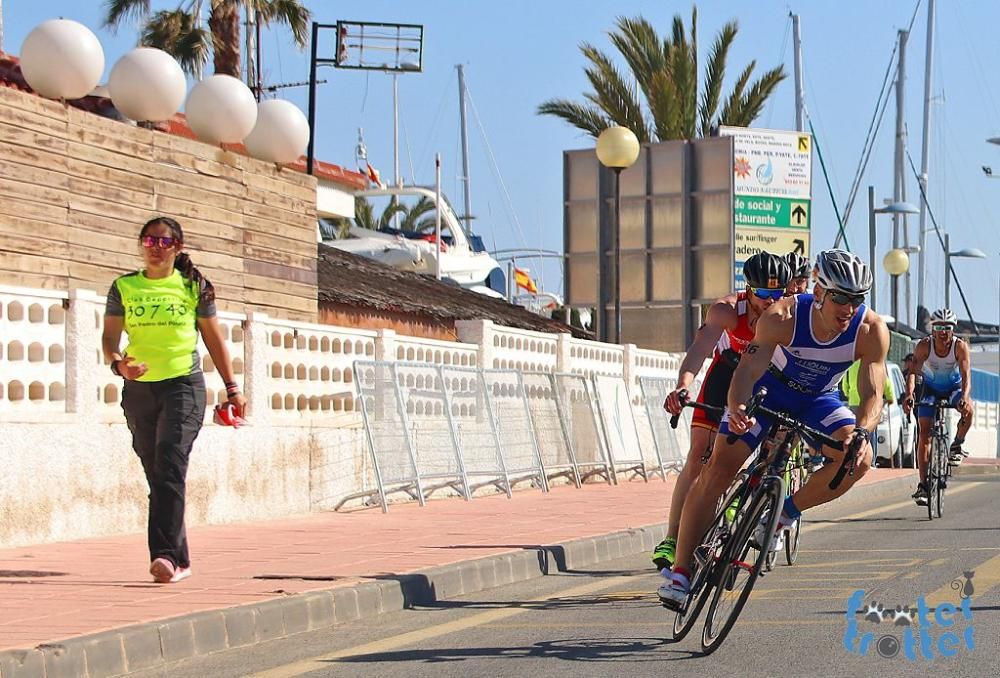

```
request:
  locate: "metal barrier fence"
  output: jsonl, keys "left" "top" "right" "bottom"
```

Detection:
{"left": 350, "top": 361, "right": 662, "bottom": 511}
{"left": 638, "top": 375, "right": 704, "bottom": 472}
{"left": 592, "top": 374, "right": 664, "bottom": 482}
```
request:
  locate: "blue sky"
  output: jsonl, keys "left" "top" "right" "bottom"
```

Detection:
{"left": 6, "top": 1, "right": 1000, "bottom": 329}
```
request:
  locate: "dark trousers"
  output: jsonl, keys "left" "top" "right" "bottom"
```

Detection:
{"left": 122, "top": 373, "right": 206, "bottom": 568}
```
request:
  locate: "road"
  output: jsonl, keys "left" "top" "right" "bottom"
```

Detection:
{"left": 130, "top": 476, "right": 1000, "bottom": 678}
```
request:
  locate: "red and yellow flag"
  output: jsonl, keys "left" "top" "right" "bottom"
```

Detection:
{"left": 514, "top": 267, "right": 537, "bottom": 294}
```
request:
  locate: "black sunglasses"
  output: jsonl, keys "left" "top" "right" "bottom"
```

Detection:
{"left": 826, "top": 290, "right": 865, "bottom": 307}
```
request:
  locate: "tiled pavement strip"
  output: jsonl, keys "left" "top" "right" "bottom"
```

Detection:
{"left": 3, "top": 462, "right": 979, "bottom": 678}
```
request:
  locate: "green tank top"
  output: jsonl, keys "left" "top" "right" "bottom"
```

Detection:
{"left": 113, "top": 270, "right": 203, "bottom": 382}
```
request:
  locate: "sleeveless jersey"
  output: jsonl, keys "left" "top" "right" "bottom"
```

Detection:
{"left": 713, "top": 291, "right": 755, "bottom": 359}
{"left": 769, "top": 293, "right": 866, "bottom": 395}
{"left": 921, "top": 337, "right": 961, "bottom": 392}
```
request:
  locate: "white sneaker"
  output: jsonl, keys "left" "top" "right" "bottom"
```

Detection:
{"left": 170, "top": 566, "right": 192, "bottom": 583}
{"left": 657, "top": 572, "right": 690, "bottom": 610}
{"left": 657, "top": 581, "right": 688, "bottom": 609}
{"left": 752, "top": 516, "right": 785, "bottom": 552}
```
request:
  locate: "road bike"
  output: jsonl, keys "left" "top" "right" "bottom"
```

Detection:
{"left": 924, "top": 399, "right": 958, "bottom": 520}
{"left": 665, "top": 388, "right": 859, "bottom": 654}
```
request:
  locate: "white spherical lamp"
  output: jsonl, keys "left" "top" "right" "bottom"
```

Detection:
{"left": 108, "top": 48, "right": 186, "bottom": 122}
{"left": 20, "top": 19, "right": 105, "bottom": 100}
{"left": 184, "top": 75, "right": 258, "bottom": 145}
{"left": 883, "top": 248, "right": 910, "bottom": 276}
{"left": 243, "top": 99, "right": 311, "bottom": 164}
{"left": 596, "top": 126, "right": 640, "bottom": 169}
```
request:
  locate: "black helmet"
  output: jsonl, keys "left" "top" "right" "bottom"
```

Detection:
{"left": 743, "top": 252, "right": 791, "bottom": 289}
{"left": 814, "top": 249, "right": 873, "bottom": 294}
{"left": 785, "top": 251, "right": 811, "bottom": 278}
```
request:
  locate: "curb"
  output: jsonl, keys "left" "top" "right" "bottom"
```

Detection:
{"left": 953, "top": 463, "right": 1000, "bottom": 476}
{"left": 0, "top": 473, "right": 916, "bottom": 678}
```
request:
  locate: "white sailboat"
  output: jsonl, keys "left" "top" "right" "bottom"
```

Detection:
{"left": 322, "top": 184, "right": 506, "bottom": 298}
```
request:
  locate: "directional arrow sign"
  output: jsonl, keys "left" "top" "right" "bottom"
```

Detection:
{"left": 793, "top": 238, "right": 805, "bottom": 254}
{"left": 791, "top": 203, "right": 808, "bottom": 226}
{"left": 734, "top": 197, "right": 810, "bottom": 229}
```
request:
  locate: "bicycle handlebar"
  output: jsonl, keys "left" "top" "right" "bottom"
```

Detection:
{"left": 724, "top": 388, "right": 769, "bottom": 445}
{"left": 828, "top": 434, "right": 865, "bottom": 491}
{"left": 669, "top": 390, "right": 724, "bottom": 429}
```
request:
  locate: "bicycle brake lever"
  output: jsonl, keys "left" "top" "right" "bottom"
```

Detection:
{"left": 725, "top": 388, "right": 767, "bottom": 444}
{"left": 669, "top": 389, "right": 689, "bottom": 429}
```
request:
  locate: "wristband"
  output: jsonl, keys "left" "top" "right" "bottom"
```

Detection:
{"left": 110, "top": 359, "right": 122, "bottom": 376}
{"left": 851, "top": 426, "right": 871, "bottom": 444}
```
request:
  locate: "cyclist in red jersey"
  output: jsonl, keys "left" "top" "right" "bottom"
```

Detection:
{"left": 650, "top": 252, "right": 792, "bottom": 573}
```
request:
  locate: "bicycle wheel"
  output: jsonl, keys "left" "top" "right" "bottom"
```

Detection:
{"left": 927, "top": 437, "right": 942, "bottom": 521}
{"left": 934, "top": 440, "right": 946, "bottom": 519}
{"left": 785, "top": 465, "right": 804, "bottom": 566}
{"left": 701, "top": 478, "right": 783, "bottom": 655}
{"left": 764, "top": 546, "right": 778, "bottom": 572}
{"left": 672, "top": 475, "right": 748, "bottom": 642}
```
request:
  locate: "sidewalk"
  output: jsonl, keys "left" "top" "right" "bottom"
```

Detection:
{"left": 0, "top": 467, "right": 921, "bottom": 677}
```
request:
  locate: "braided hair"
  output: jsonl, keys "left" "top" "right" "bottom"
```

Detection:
{"left": 139, "top": 216, "right": 216, "bottom": 304}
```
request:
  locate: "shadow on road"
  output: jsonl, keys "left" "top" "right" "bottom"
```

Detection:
{"left": 322, "top": 637, "right": 702, "bottom": 664}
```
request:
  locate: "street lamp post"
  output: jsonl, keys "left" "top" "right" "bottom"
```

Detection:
{"left": 943, "top": 233, "right": 987, "bottom": 309}
{"left": 868, "top": 185, "right": 920, "bottom": 315}
{"left": 883, "top": 246, "right": 920, "bottom": 330}
{"left": 596, "top": 127, "right": 640, "bottom": 344}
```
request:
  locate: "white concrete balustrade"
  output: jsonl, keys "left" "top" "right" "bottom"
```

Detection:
{"left": 1, "top": 285, "right": 997, "bottom": 549}
{"left": 0, "top": 285, "right": 69, "bottom": 416}
{"left": 259, "top": 314, "right": 376, "bottom": 417}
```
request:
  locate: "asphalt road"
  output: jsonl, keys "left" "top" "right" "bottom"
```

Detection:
{"left": 130, "top": 476, "right": 1000, "bottom": 678}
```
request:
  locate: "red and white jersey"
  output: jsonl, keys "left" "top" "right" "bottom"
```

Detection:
{"left": 713, "top": 291, "right": 755, "bottom": 358}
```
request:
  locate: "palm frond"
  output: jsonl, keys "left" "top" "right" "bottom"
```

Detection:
{"left": 725, "top": 65, "right": 787, "bottom": 127}
{"left": 718, "top": 61, "right": 755, "bottom": 125}
{"left": 103, "top": 0, "right": 151, "bottom": 31}
{"left": 580, "top": 43, "right": 649, "bottom": 140}
{"left": 319, "top": 217, "right": 351, "bottom": 240}
{"left": 353, "top": 197, "right": 376, "bottom": 230}
{"left": 537, "top": 99, "right": 612, "bottom": 139}
{"left": 608, "top": 16, "right": 665, "bottom": 122}
{"left": 378, "top": 199, "right": 407, "bottom": 230}
{"left": 252, "top": 0, "right": 312, "bottom": 47}
{"left": 400, "top": 197, "right": 437, "bottom": 232}
{"left": 139, "top": 10, "right": 210, "bottom": 77}
{"left": 699, "top": 20, "right": 737, "bottom": 137}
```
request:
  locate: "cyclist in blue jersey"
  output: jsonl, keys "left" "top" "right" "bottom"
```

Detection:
{"left": 902, "top": 308, "right": 974, "bottom": 505}
{"left": 659, "top": 250, "right": 889, "bottom": 608}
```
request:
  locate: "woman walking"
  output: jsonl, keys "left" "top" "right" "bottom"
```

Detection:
{"left": 102, "top": 216, "right": 247, "bottom": 583}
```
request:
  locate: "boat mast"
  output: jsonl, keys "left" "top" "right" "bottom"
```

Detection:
{"left": 893, "top": 29, "right": 908, "bottom": 325}
{"left": 791, "top": 13, "right": 805, "bottom": 133}
{"left": 457, "top": 64, "right": 473, "bottom": 238}
{"left": 917, "top": 0, "right": 936, "bottom": 320}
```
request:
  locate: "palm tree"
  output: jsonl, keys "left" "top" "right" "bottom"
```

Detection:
{"left": 104, "top": 0, "right": 311, "bottom": 79}
{"left": 398, "top": 197, "right": 438, "bottom": 233}
{"left": 319, "top": 197, "right": 407, "bottom": 241}
{"left": 538, "top": 8, "right": 786, "bottom": 141}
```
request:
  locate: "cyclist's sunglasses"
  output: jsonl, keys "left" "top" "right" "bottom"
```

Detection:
{"left": 932, "top": 323, "right": 955, "bottom": 332}
{"left": 140, "top": 235, "right": 180, "bottom": 249}
{"left": 826, "top": 290, "right": 865, "bottom": 307}
{"left": 748, "top": 286, "right": 785, "bottom": 301}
